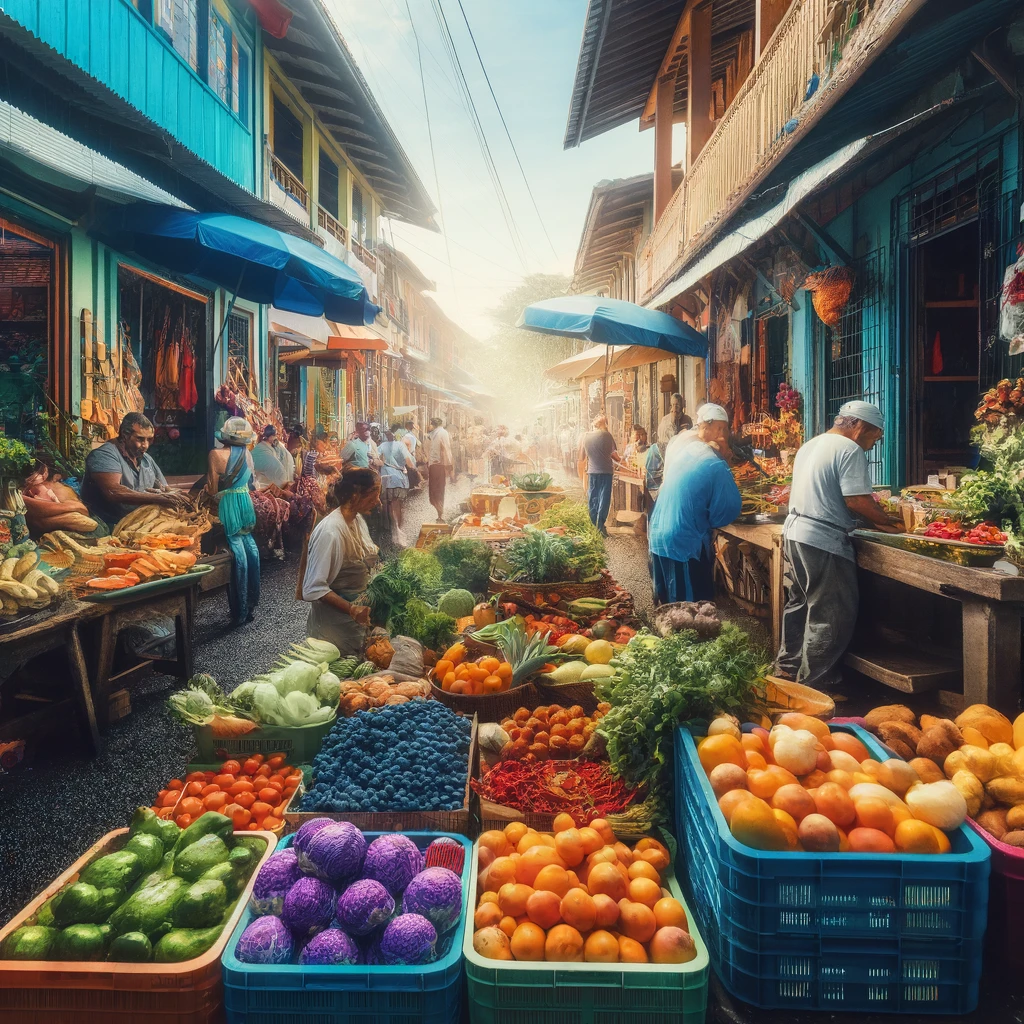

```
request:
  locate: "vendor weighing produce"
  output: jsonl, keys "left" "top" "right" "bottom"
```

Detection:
{"left": 81, "top": 412, "right": 187, "bottom": 525}
{"left": 776, "top": 400, "right": 902, "bottom": 688}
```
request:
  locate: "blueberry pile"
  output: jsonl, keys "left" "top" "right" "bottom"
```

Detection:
{"left": 302, "top": 702, "right": 472, "bottom": 813}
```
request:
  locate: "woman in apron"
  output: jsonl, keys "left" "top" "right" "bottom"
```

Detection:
{"left": 300, "top": 468, "right": 381, "bottom": 657}
{"left": 207, "top": 417, "right": 260, "bottom": 626}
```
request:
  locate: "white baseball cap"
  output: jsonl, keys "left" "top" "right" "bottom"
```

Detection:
{"left": 838, "top": 400, "right": 883, "bottom": 430}
{"left": 695, "top": 403, "right": 729, "bottom": 424}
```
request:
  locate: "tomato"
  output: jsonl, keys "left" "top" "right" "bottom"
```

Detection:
{"left": 251, "top": 801, "right": 273, "bottom": 820}
{"left": 168, "top": 778, "right": 184, "bottom": 790}
{"left": 179, "top": 797, "right": 204, "bottom": 818}
{"left": 258, "top": 787, "right": 279, "bottom": 803}
{"left": 224, "top": 803, "right": 251, "bottom": 829}
{"left": 203, "top": 791, "right": 229, "bottom": 811}
{"left": 158, "top": 790, "right": 180, "bottom": 808}
{"left": 220, "top": 760, "right": 242, "bottom": 775}
{"left": 266, "top": 777, "right": 284, "bottom": 792}
{"left": 267, "top": 754, "right": 286, "bottom": 770}
{"left": 213, "top": 774, "right": 236, "bottom": 788}
{"left": 262, "top": 816, "right": 283, "bottom": 831}
{"left": 200, "top": 783, "right": 220, "bottom": 797}
{"left": 185, "top": 781, "right": 204, "bottom": 796}
{"left": 242, "top": 758, "right": 260, "bottom": 776}
{"left": 235, "top": 792, "right": 257, "bottom": 809}
{"left": 228, "top": 780, "right": 255, "bottom": 796}
{"left": 185, "top": 771, "right": 206, "bottom": 784}
{"left": 175, "top": 813, "right": 192, "bottom": 829}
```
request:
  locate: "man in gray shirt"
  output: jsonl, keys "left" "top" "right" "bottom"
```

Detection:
{"left": 81, "top": 412, "right": 187, "bottom": 526}
{"left": 776, "top": 400, "right": 901, "bottom": 688}
{"left": 579, "top": 414, "right": 617, "bottom": 535}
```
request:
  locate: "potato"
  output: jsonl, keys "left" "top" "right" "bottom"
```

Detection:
{"left": 881, "top": 737, "right": 915, "bottom": 760}
{"left": 1002, "top": 830, "right": 1024, "bottom": 848}
{"left": 916, "top": 720, "right": 963, "bottom": 764}
{"left": 987, "top": 776, "right": 1024, "bottom": 806}
{"left": 909, "top": 757, "right": 946, "bottom": 784}
{"left": 950, "top": 770, "right": 984, "bottom": 817}
{"left": 878, "top": 721, "right": 923, "bottom": 751}
{"left": 944, "top": 745, "right": 996, "bottom": 783}
{"left": 976, "top": 808, "right": 1008, "bottom": 840}
{"left": 863, "top": 705, "right": 917, "bottom": 733}
{"left": 1006, "top": 805, "right": 1024, "bottom": 830}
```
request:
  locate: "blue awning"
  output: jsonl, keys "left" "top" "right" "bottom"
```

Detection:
{"left": 99, "top": 205, "right": 379, "bottom": 325}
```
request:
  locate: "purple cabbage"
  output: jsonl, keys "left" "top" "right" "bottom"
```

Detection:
{"left": 299, "top": 822, "right": 367, "bottom": 885}
{"left": 298, "top": 927, "right": 361, "bottom": 966}
{"left": 336, "top": 879, "right": 396, "bottom": 936}
{"left": 293, "top": 818, "right": 333, "bottom": 854}
{"left": 401, "top": 867, "right": 463, "bottom": 934}
{"left": 235, "top": 914, "right": 294, "bottom": 965}
{"left": 249, "top": 849, "right": 302, "bottom": 917}
{"left": 281, "top": 876, "right": 336, "bottom": 940}
{"left": 362, "top": 834, "right": 423, "bottom": 895}
{"left": 380, "top": 913, "right": 437, "bottom": 965}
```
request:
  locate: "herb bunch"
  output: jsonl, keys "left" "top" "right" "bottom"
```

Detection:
{"left": 501, "top": 525, "right": 605, "bottom": 584}
{"left": 431, "top": 537, "right": 494, "bottom": 593}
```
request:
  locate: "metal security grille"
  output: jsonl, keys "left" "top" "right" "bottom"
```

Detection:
{"left": 818, "top": 247, "right": 890, "bottom": 482}
{"left": 980, "top": 189, "right": 1023, "bottom": 388}
{"left": 227, "top": 311, "right": 250, "bottom": 371}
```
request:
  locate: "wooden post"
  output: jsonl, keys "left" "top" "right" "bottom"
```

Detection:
{"left": 653, "top": 73, "right": 676, "bottom": 221}
{"left": 687, "top": 2, "right": 713, "bottom": 167}
{"left": 756, "top": 0, "right": 790, "bottom": 59}
{"left": 961, "top": 599, "right": 1022, "bottom": 714}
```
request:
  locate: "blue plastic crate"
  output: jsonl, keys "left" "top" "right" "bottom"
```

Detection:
{"left": 674, "top": 723, "right": 990, "bottom": 1013}
{"left": 221, "top": 831, "right": 472, "bottom": 1024}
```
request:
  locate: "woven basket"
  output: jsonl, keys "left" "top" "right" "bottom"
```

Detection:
{"left": 430, "top": 680, "right": 542, "bottom": 722}
{"left": 488, "top": 577, "right": 605, "bottom": 602}
{"left": 764, "top": 676, "right": 835, "bottom": 720}
{"left": 462, "top": 627, "right": 500, "bottom": 659}
{"left": 532, "top": 678, "right": 600, "bottom": 714}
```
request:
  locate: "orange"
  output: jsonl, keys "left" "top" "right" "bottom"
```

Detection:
{"left": 479, "top": 830, "right": 511, "bottom": 858}
{"left": 813, "top": 783, "right": 857, "bottom": 828}
{"left": 588, "top": 862, "right": 628, "bottom": 902}
{"left": 577, "top": 827, "right": 604, "bottom": 855}
{"left": 730, "top": 797, "right": 789, "bottom": 852}
{"left": 628, "top": 877, "right": 663, "bottom": 909}
{"left": 618, "top": 899, "right": 657, "bottom": 943}
{"left": 504, "top": 821, "right": 529, "bottom": 846}
{"left": 649, "top": 926, "right": 698, "bottom": 964}
{"left": 772, "top": 809, "right": 801, "bottom": 850}
{"left": 853, "top": 797, "right": 895, "bottom": 837}
{"left": 544, "top": 924, "right": 584, "bottom": 962}
{"left": 474, "top": 903, "right": 504, "bottom": 929}
{"left": 486, "top": 856, "right": 517, "bottom": 889}
{"left": 498, "top": 882, "right": 534, "bottom": 917}
{"left": 583, "top": 929, "right": 620, "bottom": 963}
{"left": 498, "top": 916, "right": 518, "bottom": 938}
{"left": 627, "top": 860, "right": 662, "bottom": 884}
{"left": 618, "top": 935, "right": 648, "bottom": 963}
{"left": 510, "top": 921, "right": 546, "bottom": 961}
{"left": 517, "top": 832, "right": 556, "bottom": 854}
{"left": 525, "top": 889, "right": 562, "bottom": 929}
{"left": 533, "top": 864, "right": 571, "bottom": 897}
{"left": 612, "top": 841, "right": 634, "bottom": 866}
{"left": 554, "top": 828, "right": 585, "bottom": 867}
{"left": 653, "top": 897, "right": 688, "bottom": 930}
{"left": 589, "top": 818, "right": 616, "bottom": 845}
{"left": 719, "top": 789, "right": 757, "bottom": 824}
{"left": 553, "top": 812, "right": 576, "bottom": 833}
{"left": 747, "top": 766, "right": 799, "bottom": 800}
{"left": 592, "top": 892, "right": 619, "bottom": 928}
{"left": 479, "top": 890, "right": 500, "bottom": 905}
{"left": 636, "top": 847, "right": 670, "bottom": 872}
{"left": 894, "top": 818, "right": 941, "bottom": 854}
{"left": 698, "top": 734, "right": 747, "bottom": 772}
{"left": 847, "top": 827, "right": 895, "bottom": 853}
{"left": 559, "top": 887, "right": 597, "bottom": 932}
{"left": 517, "top": 846, "right": 564, "bottom": 886}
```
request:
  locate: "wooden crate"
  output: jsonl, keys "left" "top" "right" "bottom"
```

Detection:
{"left": 107, "top": 688, "right": 131, "bottom": 723}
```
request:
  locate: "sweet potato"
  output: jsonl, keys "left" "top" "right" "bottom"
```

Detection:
{"left": 976, "top": 808, "right": 1008, "bottom": 840}
{"left": 916, "top": 720, "right": 963, "bottom": 764}
{"left": 878, "top": 721, "right": 923, "bottom": 751}
{"left": 863, "top": 704, "right": 916, "bottom": 733}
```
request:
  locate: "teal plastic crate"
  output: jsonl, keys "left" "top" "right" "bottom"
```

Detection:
{"left": 464, "top": 832, "right": 709, "bottom": 1024}
{"left": 194, "top": 718, "right": 333, "bottom": 763}
{"left": 221, "top": 830, "right": 471, "bottom": 1024}
{"left": 675, "top": 722, "right": 990, "bottom": 1013}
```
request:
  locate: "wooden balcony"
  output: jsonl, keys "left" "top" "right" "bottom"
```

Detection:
{"left": 317, "top": 207, "right": 348, "bottom": 246}
{"left": 637, "top": 0, "right": 913, "bottom": 304}
{"left": 352, "top": 239, "right": 377, "bottom": 274}
{"left": 270, "top": 151, "right": 308, "bottom": 210}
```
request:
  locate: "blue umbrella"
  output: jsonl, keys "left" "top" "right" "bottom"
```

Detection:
{"left": 100, "top": 205, "right": 379, "bottom": 325}
{"left": 517, "top": 295, "right": 706, "bottom": 356}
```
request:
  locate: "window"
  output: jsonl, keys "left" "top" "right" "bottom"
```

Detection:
{"left": 209, "top": 9, "right": 230, "bottom": 104}
{"left": 352, "top": 185, "right": 366, "bottom": 243}
{"left": 233, "top": 35, "right": 250, "bottom": 124}
{"left": 227, "top": 310, "right": 253, "bottom": 373}
{"left": 273, "top": 96, "right": 304, "bottom": 179}
{"left": 319, "top": 149, "right": 340, "bottom": 219}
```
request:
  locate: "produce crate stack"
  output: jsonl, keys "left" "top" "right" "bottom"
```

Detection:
{"left": 674, "top": 723, "right": 991, "bottom": 1014}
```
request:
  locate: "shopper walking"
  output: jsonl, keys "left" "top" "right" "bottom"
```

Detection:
{"left": 379, "top": 425, "right": 416, "bottom": 546}
{"left": 426, "top": 416, "right": 454, "bottom": 522}
{"left": 579, "top": 415, "right": 617, "bottom": 534}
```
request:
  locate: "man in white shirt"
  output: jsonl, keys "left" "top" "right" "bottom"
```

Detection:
{"left": 400, "top": 419, "right": 421, "bottom": 489}
{"left": 426, "top": 416, "right": 454, "bottom": 522}
{"left": 777, "top": 400, "right": 902, "bottom": 688}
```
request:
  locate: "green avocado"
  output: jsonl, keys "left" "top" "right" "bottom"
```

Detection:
{"left": 171, "top": 812, "right": 233, "bottom": 857}
{"left": 153, "top": 925, "right": 223, "bottom": 963}
{"left": 124, "top": 833, "right": 164, "bottom": 874}
{"left": 54, "top": 923, "right": 106, "bottom": 961}
{"left": 198, "top": 861, "right": 239, "bottom": 900}
{"left": 80, "top": 851, "right": 144, "bottom": 892}
{"left": 106, "top": 876, "right": 187, "bottom": 939}
{"left": 51, "top": 883, "right": 123, "bottom": 927}
{"left": 173, "top": 834, "right": 230, "bottom": 882}
{"left": 107, "top": 931, "right": 153, "bottom": 962}
{"left": 172, "top": 879, "right": 228, "bottom": 929}
{"left": 2, "top": 925, "right": 57, "bottom": 960}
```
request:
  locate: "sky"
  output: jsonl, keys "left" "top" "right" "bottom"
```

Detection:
{"left": 326, "top": 0, "right": 653, "bottom": 339}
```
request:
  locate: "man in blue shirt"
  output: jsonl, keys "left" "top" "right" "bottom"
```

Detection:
{"left": 648, "top": 403, "right": 741, "bottom": 604}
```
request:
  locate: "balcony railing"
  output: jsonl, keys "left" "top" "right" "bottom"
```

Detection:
{"left": 270, "top": 151, "right": 308, "bottom": 210}
{"left": 637, "top": 0, "right": 912, "bottom": 304}
{"left": 352, "top": 239, "right": 377, "bottom": 274}
{"left": 317, "top": 207, "right": 348, "bottom": 246}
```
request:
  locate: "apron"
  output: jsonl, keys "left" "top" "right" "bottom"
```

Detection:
{"left": 305, "top": 521, "right": 377, "bottom": 657}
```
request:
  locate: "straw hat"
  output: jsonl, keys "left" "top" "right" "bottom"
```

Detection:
{"left": 217, "top": 416, "right": 256, "bottom": 446}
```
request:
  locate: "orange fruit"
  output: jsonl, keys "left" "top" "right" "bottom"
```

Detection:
{"left": 525, "top": 889, "right": 562, "bottom": 929}
{"left": 559, "top": 887, "right": 597, "bottom": 932}
{"left": 589, "top": 818, "right": 616, "bottom": 845}
{"left": 730, "top": 798, "right": 789, "bottom": 851}
{"left": 698, "top": 734, "right": 746, "bottom": 772}
{"left": 479, "top": 890, "right": 500, "bottom": 905}
{"left": 853, "top": 797, "right": 895, "bottom": 837}
{"left": 747, "top": 766, "right": 799, "bottom": 800}
{"left": 510, "top": 921, "right": 546, "bottom": 961}
{"left": 650, "top": 926, "right": 698, "bottom": 964}
{"left": 612, "top": 841, "right": 634, "bottom": 866}
{"left": 517, "top": 832, "right": 556, "bottom": 855}
{"left": 486, "top": 856, "right": 517, "bottom": 889}
{"left": 577, "top": 827, "right": 604, "bottom": 855}
{"left": 894, "top": 819, "right": 941, "bottom": 854}
{"left": 544, "top": 924, "right": 584, "bottom": 962}
{"left": 636, "top": 846, "right": 670, "bottom": 872}
{"left": 618, "top": 899, "right": 657, "bottom": 943}
{"left": 592, "top": 892, "right": 619, "bottom": 928}
{"left": 583, "top": 929, "right": 620, "bottom": 963}
{"left": 653, "top": 897, "right": 688, "bottom": 930}
{"left": 588, "top": 862, "right": 628, "bottom": 902}
{"left": 517, "top": 846, "right": 564, "bottom": 886}
{"left": 533, "top": 864, "right": 571, "bottom": 897}
{"left": 475, "top": 903, "right": 504, "bottom": 929}
{"left": 504, "top": 821, "right": 529, "bottom": 846}
{"left": 479, "top": 830, "right": 511, "bottom": 858}
{"left": 498, "top": 916, "right": 518, "bottom": 938}
{"left": 473, "top": 926, "right": 513, "bottom": 961}
{"left": 553, "top": 812, "right": 576, "bottom": 833}
{"left": 554, "top": 828, "right": 585, "bottom": 867}
{"left": 618, "top": 935, "right": 648, "bottom": 962}
{"left": 847, "top": 827, "right": 895, "bottom": 853}
{"left": 497, "top": 882, "right": 534, "bottom": 917}
{"left": 628, "top": 877, "right": 662, "bottom": 909}
{"left": 719, "top": 789, "right": 757, "bottom": 824}
{"left": 627, "top": 860, "right": 661, "bottom": 884}
{"left": 813, "top": 783, "right": 857, "bottom": 828}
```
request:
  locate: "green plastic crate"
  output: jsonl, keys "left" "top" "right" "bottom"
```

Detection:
{"left": 463, "top": 833, "right": 710, "bottom": 1024}
{"left": 193, "top": 719, "right": 334, "bottom": 762}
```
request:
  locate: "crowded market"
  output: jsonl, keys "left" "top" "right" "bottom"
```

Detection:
{"left": 2, "top": 1, "right": 1024, "bottom": 1023}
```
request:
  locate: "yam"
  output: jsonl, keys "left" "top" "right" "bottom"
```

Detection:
{"left": 909, "top": 757, "right": 946, "bottom": 784}
{"left": 1006, "top": 805, "right": 1024, "bottom": 831}
{"left": 1002, "top": 831, "right": 1024, "bottom": 848}
{"left": 863, "top": 704, "right": 916, "bottom": 733}
{"left": 916, "top": 720, "right": 963, "bottom": 764}
{"left": 878, "top": 721, "right": 922, "bottom": 751}
{"left": 955, "top": 704, "right": 1013, "bottom": 746}
{"left": 986, "top": 776, "right": 1024, "bottom": 806}
{"left": 975, "top": 808, "right": 1008, "bottom": 840}
{"left": 882, "top": 737, "right": 915, "bottom": 761}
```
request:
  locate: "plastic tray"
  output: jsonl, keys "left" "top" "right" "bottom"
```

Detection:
{"left": 194, "top": 717, "right": 335, "bottom": 763}
{"left": 675, "top": 723, "right": 990, "bottom": 1013}
{"left": 221, "top": 830, "right": 473, "bottom": 1024}
{"left": 967, "top": 816, "right": 1024, "bottom": 971}
{"left": 463, "top": 832, "right": 710, "bottom": 1024}
{"left": 0, "top": 826, "right": 275, "bottom": 1024}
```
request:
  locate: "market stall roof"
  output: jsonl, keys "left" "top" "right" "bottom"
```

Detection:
{"left": 269, "top": 306, "right": 330, "bottom": 347}
{"left": 327, "top": 329, "right": 388, "bottom": 352}
{"left": 544, "top": 345, "right": 615, "bottom": 381}
{"left": 520, "top": 295, "right": 706, "bottom": 356}
{"left": 392, "top": 404, "right": 420, "bottom": 416}
{"left": 98, "top": 205, "right": 379, "bottom": 325}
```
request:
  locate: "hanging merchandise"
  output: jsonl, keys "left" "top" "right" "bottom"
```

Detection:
{"left": 999, "top": 254, "right": 1024, "bottom": 354}
{"left": 773, "top": 246, "right": 807, "bottom": 304}
{"left": 805, "top": 265, "right": 855, "bottom": 328}
{"left": 930, "top": 331, "right": 944, "bottom": 375}
{"left": 154, "top": 307, "right": 180, "bottom": 410}
{"left": 178, "top": 310, "right": 198, "bottom": 413}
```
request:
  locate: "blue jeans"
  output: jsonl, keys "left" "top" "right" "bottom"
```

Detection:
{"left": 226, "top": 531, "right": 261, "bottom": 625}
{"left": 587, "top": 473, "right": 613, "bottom": 534}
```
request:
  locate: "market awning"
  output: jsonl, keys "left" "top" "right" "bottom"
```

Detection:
{"left": 327, "top": 328, "right": 388, "bottom": 352}
{"left": 392, "top": 404, "right": 421, "bottom": 416}
{"left": 98, "top": 205, "right": 379, "bottom": 324}
{"left": 544, "top": 345, "right": 616, "bottom": 381}
{"left": 269, "top": 306, "right": 330, "bottom": 348}
{"left": 646, "top": 138, "right": 870, "bottom": 310}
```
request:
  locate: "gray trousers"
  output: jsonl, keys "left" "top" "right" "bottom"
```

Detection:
{"left": 776, "top": 538, "right": 858, "bottom": 689}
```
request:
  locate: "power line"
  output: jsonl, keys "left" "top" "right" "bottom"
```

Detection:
{"left": 451, "top": 0, "right": 560, "bottom": 262}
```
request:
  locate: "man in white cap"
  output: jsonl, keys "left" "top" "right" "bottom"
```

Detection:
{"left": 648, "top": 403, "right": 741, "bottom": 603}
{"left": 777, "top": 400, "right": 902, "bottom": 687}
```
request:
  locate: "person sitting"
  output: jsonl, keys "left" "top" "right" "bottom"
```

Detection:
{"left": 81, "top": 412, "right": 186, "bottom": 527}
{"left": 21, "top": 460, "right": 97, "bottom": 535}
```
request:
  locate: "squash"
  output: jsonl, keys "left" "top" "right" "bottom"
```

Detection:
{"left": 473, "top": 602, "right": 497, "bottom": 628}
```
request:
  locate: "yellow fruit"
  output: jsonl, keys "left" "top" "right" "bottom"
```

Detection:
{"left": 730, "top": 796, "right": 789, "bottom": 851}
{"left": 584, "top": 640, "right": 614, "bottom": 665}
{"left": 1013, "top": 712, "right": 1024, "bottom": 751}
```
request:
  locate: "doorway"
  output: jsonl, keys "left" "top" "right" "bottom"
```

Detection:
{"left": 910, "top": 221, "right": 980, "bottom": 481}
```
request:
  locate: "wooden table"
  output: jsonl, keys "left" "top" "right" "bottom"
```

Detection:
{"left": 715, "top": 522, "right": 785, "bottom": 647}
{"left": 852, "top": 537, "right": 1024, "bottom": 711}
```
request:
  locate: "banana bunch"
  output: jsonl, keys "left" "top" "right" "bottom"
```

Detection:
{"left": 113, "top": 505, "right": 193, "bottom": 544}
{"left": 0, "top": 545, "right": 60, "bottom": 616}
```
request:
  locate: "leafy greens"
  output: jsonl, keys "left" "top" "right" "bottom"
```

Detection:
{"left": 500, "top": 525, "right": 605, "bottom": 583}
{"left": 431, "top": 537, "right": 494, "bottom": 594}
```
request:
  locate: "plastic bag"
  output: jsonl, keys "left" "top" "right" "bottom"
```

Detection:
{"left": 387, "top": 635, "right": 424, "bottom": 680}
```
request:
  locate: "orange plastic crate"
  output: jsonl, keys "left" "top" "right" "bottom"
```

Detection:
{"left": 0, "top": 826, "right": 275, "bottom": 1024}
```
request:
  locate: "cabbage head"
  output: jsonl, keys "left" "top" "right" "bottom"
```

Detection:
{"left": 316, "top": 671, "right": 341, "bottom": 707}
{"left": 278, "top": 660, "right": 323, "bottom": 696}
{"left": 250, "top": 682, "right": 283, "bottom": 725}
{"left": 281, "top": 690, "right": 321, "bottom": 725}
